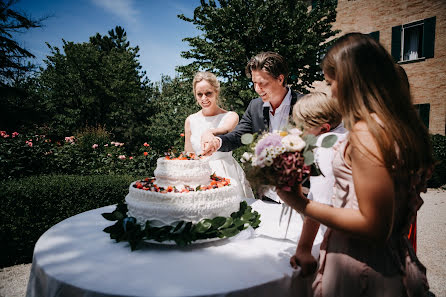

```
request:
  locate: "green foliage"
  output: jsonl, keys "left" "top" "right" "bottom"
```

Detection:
{"left": 0, "top": 174, "right": 138, "bottom": 267}
{"left": 74, "top": 125, "right": 112, "bottom": 152}
{"left": 0, "top": 132, "right": 54, "bottom": 179}
{"left": 177, "top": 0, "right": 339, "bottom": 114}
{"left": 146, "top": 75, "right": 199, "bottom": 154}
{"left": 0, "top": 1, "right": 48, "bottom": 132}
{"left": 0, "top": 130, "right": 158, "bottom": 179}
{"left": 0, "top": 0, "right": 46, "bottom": 87}
{"left": 27, "top": 26, "right": 154, "bottom": 148}
{"left": 102, "top": 201, "right": 261, "bottom": 249}
{"left": 428, "top": 134, "right": 446, "bottom": 188}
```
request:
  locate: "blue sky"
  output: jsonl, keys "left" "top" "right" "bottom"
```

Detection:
{"left": 12, "top": 0, "right": 202, "bottom": 82}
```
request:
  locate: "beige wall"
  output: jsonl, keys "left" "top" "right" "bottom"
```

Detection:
{"left": 313, "top": 0, "right": 446, "bottom": 135}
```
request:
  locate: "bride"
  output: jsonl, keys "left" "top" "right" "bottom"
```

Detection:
{"left": 184, "top": 71, "right": 254, "bottom": 199}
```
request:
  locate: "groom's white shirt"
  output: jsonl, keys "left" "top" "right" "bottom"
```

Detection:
{"left": 265, "top": 88, "right": 292, "bottom": 132}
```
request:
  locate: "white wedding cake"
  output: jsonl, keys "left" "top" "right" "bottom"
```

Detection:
{"left": 125, "top": 155, "right": 241, "bottom": 226}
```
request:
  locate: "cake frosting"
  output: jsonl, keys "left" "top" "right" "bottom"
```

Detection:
{"left": 125, "top": 156, "right": 241, "bottom": 226}
{"left": 153, "top": 157, "right": 211, "bottom": 188}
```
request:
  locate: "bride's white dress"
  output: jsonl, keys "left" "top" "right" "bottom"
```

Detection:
{"left": 189, "top": 112, "right": 254, "bottom": 199}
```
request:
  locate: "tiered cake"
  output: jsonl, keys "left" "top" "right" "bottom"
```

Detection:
{"left": 125, "top": 156, "right": 240, "bottom": 226}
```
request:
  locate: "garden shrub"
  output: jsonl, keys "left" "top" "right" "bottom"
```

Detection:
{"left": 74, "top": 125, "right": 112, "bottom": 153}
{"left": 0, "top": 174, "right": 140, "bottom": 268}
{"left": 0, "top": 132, "right": 54, "bottom": 179}
{"left": 428, "top": 134, "right": 446, "bottom": 188}
{"left": 0, "top": 130, "right": 159, "bottom": 179}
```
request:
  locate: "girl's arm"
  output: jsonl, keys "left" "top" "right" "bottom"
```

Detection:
{"left": 184, "top": 116, "right": 194, "bottom": 153}
{"left": 290, "top": 217, "right": 319, "bottom": 275}
{"left": 278, "top": 122, "right": 395, "bottom": 242}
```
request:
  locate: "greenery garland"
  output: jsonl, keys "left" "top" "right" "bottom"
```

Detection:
{"left": 102, "top": 201, "right": 261, "bottom": 250}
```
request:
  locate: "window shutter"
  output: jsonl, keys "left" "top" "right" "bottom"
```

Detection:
{"left": 423, "top": 16, "right": 436, "bottom": 59}
{"left": 415, "top": 103, "right": 430, "bottom": 128}
{"left": 391, "top": 25, "right": 402, "bottom": 62}
{"left": 369, "top": 31, "right": 380, "bottom": 41}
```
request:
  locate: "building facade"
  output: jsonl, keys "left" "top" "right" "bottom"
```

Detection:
{"left": 313, "top": 0, "right": 446, "bottom": 135}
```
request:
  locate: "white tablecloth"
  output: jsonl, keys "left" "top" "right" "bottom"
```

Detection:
{"left": 26, "top": 199, "right": 323, "bottom": 297}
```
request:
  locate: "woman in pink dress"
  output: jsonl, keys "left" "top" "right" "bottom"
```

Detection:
{"left": 278, "top": 33, "right": 434, "bottom": 296}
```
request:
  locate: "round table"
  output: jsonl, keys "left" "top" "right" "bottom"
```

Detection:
{"left": 26, "top": 199, "right": 322, "bottom": 297}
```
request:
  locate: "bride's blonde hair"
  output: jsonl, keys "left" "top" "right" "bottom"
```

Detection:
{"left": 321, "top": 33, "right": 433, "bottom": 183}
{"left": 193, "top": 72, "right": 221, "bottom": 105}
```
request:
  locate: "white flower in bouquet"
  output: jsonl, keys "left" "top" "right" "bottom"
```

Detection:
{"left": 281, "top": 134, "right": 306, "bottom": 152}
{"left": 240, "top": 152, "right": 253, "bottom": 163}
{"left": 254, "top": 149, "right": 268, "bottom": 168}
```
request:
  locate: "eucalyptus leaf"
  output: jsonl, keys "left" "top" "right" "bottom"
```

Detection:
{"left": 241, "top": 133, "right": 254, "bottom": 145}
{"left": 303, "top": 150, "right": 315, "bottom": 165}
{"left": 321, "top": 134, "right": 338, "bottom": 148}
{"left": 304, "top": 134, "right": 317, "bottom": 146}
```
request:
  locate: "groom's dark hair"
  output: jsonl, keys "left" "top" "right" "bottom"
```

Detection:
{"left": 245, "top": 52, "right": 289, "bottom": 86}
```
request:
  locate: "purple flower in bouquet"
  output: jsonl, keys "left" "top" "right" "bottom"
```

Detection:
{"left": 255, "top": 134, "right": 283, "bottom": 156}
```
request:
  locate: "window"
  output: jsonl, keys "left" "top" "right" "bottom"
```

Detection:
{"left": 403, "top": 21, "right": 423, "bottom": 61}
{"left": 414, "top": 103, "right": 430, "bottom": 129}
{"left": 391, "top": 17, "right": 436, "bottom": 63}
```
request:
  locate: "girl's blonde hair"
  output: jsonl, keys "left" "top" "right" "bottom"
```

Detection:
{"left": 193, "top": 71, "right": 220, "bottom": 100}
{"left": 321, "top": 33, "right": 433, "bottom": 185}
{"left": 292, "top": 92, "right": 342, "bottom": 130}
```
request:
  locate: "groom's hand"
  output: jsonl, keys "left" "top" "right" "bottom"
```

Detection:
{"left": 202, "top": 136, "right": 220, "bottom": 156}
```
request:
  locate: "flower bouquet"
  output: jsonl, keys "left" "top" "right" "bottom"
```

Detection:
{"left": 240, "top": 127, "right": 338, "bottom": 193}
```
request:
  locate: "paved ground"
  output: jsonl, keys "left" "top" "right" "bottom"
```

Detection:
{"left": 1, "top": 188, "right": 445, "bottom": 297}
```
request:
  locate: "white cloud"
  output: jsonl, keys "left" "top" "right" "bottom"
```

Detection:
{"left": 90, "top": 0, "right": 140, "bottom": 27}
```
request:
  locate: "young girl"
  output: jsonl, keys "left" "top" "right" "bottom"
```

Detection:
{"left": 290, "top": 91, "right": 347, "bottom": 277}
{"left": 278, "top": 33, "right": 433, "bottom": 296}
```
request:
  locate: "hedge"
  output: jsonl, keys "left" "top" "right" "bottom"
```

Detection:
{"left": 428, "top": 134, "right": 446, "bottom": 188}
{"left": 0, "top": 174, "right": 140, "bottom": 268}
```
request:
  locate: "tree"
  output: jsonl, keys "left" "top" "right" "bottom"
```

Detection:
{"left": 0, "top": 0, "right": 47, "bottom": 131}
{"left": 146, "top": 75, "right": 198, "bottom": 154}
{"left": 33, "top": 26, "right": 154, "bottom": 147}
{"left": 177, "top": 0, "right": 338, "bottom": 114}
{"left": 0, "top": 0, "right": 46, "bottom": 86}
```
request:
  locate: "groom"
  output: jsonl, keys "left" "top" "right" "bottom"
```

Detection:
{"left": 201, "top": 51, "right": 303, "bottom": 202}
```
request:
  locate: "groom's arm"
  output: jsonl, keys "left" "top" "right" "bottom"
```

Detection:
{"left": 218, "top": 100, "right": 256, "bottom": 152}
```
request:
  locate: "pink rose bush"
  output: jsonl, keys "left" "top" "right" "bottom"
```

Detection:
{"left": 241, "top": 128, "right": 337, "bottom": 192}
{"left": 0, "top": 129, "right": 159, "bottom": 178}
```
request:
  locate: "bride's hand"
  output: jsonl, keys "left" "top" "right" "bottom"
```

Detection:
{"left": 201, "top": 130, "right": 219, "bottom": 156}
{"left": 201, "top": 130, "right": 215, "bottom": 146}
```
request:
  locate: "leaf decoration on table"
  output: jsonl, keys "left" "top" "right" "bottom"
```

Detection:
{"left": 101, "top": 201, "right": 261, "bottom": 250}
